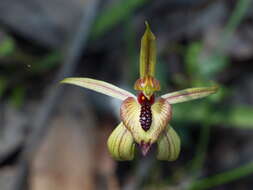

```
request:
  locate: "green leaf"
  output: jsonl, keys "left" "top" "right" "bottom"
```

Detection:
{"left": 9, "top": 86, "right": 26, "bottom": 108}
{"left": 173, "top": 103, "right": 253, "bottom": 129}
{"left": 0, "top": 77, "right": 7, "bottom": 98}
{"left": 91, "top": 0, "right": 148, "bottom": 39}
{"left": 0, "top": 36, "right": 15, "bottom": 57}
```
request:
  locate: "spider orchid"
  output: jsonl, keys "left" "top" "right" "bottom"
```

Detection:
{"left": 61, "top": 22, "right": 218, "bottom": 161}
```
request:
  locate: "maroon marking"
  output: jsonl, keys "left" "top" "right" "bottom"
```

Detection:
{"left": 140, "top": 141, "right": 151, "bottom": 156}
{"left": 137, "top": 93, "right": 155, "bottom": 131}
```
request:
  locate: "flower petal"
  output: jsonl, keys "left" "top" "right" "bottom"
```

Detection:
{"left": 120, "top": 97, "right": 172, "bottom": 145}
{"left": 139, "top": 21, "right": 157, "bottom": 78}
{"left": 61, "top": 78, "right": 135, "bottom": 100}
{"left": 161, "top": 86, "right": 218, "bottom": 104}
{"left": 107, "top": 122, "right": 135, "bottom": 161}
{"left": 157, "top": 125, "right": 181, "bottom": 161}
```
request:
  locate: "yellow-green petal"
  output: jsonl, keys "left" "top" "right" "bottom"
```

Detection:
{"left": 120, "top": 97, "right": 172, "bottom": 145}
{"left": 139, "top": 21, "right": 157, "bottom": 78}
{"left": 161, "top": 86, "right": 219, "bottom": 104}
{"left": 157, "top": 126, "right": 181, "bottom": 161}
{"left": 107, "top": 122, "right": 135, "bottom": 161}
{"left": 61, "top": 77, "right": 135, "bottom": 100}
{"left": 134, "top": 22, "right": 160, "bottom": 99}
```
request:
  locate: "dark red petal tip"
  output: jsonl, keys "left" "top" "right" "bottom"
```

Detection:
{"left": 140, "top": 141, "right": 151, "bottom": 156}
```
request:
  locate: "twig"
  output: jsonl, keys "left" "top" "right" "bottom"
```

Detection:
{"left": 11, "top": 1, "right": 99, "bottom": 189}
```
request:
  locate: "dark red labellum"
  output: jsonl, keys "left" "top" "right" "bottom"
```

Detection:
{"left": 137, "top": 93, "right": 155, "bottom": 131}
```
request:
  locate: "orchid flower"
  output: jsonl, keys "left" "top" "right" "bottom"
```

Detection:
{"left": 61, "top": 22, "right": 218, "bottom": 161}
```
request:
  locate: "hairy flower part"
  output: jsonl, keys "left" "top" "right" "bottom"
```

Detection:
{"left": 140, "top": 102, "right": 152, "bottom": 131}
{"left": 61, "top": 22, "right": 219, "bottom": 161}
{"left": 138, "top": 92, "right": 155, "bottom": 131}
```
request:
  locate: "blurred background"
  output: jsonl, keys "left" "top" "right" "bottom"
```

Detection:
{"left": 0, "top": 0, "right": 253, "bottom": 189}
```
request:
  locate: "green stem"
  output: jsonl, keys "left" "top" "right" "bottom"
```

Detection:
{"left": 220, "top": 0, "right": 250, "bottom": 49}
{"left": 91, "top": 0, "right": 148, "bottom": 39}
{"left": 224, "top": 0, "right": 250, "bottom": 34}
{"left": 187, "top": 102, "right": 213, "bottom": 174}
{"left": 189, "top": 121, "right": 211, "bottom": 174}
{"left": 189, "top": 161, "right": 253, "bottom": 190}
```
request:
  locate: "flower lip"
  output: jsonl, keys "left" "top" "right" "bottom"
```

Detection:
{"left": 120, "top": 96, "right": 172, "bottom": 146}
{"left": 138, "top": 92, "right": 155, "bottom": 131}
